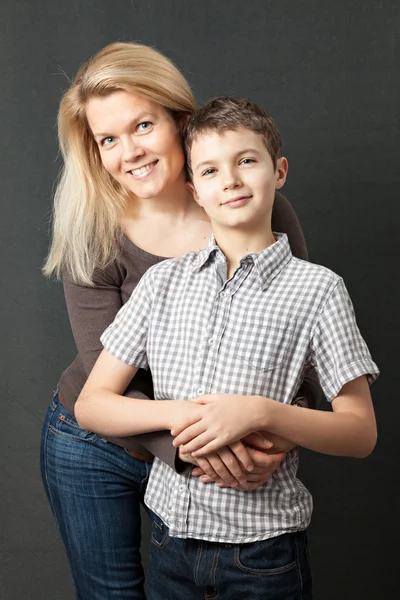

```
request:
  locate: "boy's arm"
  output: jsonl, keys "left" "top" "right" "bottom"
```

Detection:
{"left": 172, "top": 278, "right": 379, "bottom": 458}
{"left": 171, "top": 378, "right": 376, "bottom": 458}
{"left": 75, "top": 348, "right": 196, "bottom": 436}
{"left": 259, "top": 375, "right": 377, "bottom": 457}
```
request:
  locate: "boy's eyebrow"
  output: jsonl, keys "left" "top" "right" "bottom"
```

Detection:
{"left": 92, "top": 112, "right": 154, "bottom": 138}
{"left": 194, "top": 148, "right": 261, "bottom": 171}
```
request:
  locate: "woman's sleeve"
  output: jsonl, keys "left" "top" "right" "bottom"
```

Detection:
{"left": 272, "top": 191, "right": 308, "bottom": 260}
{"left": 272, "top": 191, "right": 321, "bottom": 408}
{"left": 63, "top": 266, "right": 180, "bottom": 470}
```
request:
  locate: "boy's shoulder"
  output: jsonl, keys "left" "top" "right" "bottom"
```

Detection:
{"left": 283, "top": 255, "right": 344, "bottom": 297}
{"left": 290, "top": 255, "right": 341, "bottom": 279}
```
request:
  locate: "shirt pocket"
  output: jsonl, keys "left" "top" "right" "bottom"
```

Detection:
{"left": 237, "top": 316, "right": 295, "bottom": 373}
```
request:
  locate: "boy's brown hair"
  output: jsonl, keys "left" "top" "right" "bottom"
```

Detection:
{"left": 184, "top": 96, "right": 282, "bottom": 179}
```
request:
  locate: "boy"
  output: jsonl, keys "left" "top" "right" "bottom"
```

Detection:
{"left": 77, "top": 97, "right": 378, "bottom": 599}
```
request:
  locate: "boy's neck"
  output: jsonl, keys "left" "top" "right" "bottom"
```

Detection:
{"left": 212, "top": 221, "right": 276, "bottom": 279}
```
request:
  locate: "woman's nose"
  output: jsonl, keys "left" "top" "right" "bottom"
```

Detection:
{"left": 121, "top": 137, "right": 145, "bottom": 162}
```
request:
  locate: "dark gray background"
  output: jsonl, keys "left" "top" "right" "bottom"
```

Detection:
{"left": 1, "top": 1, "right": 398, "bottom": 598}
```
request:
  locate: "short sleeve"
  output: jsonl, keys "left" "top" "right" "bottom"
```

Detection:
{"left": 310, "top": 278, "right": 379, "bottom": 401}
{"left": 100, "top": 271, "right": 153, "bottom": 369}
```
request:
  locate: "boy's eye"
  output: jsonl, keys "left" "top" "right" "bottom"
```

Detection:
{"left": 100, "top": 136, "right": 115, "bottom": 146}
{"left": 136, "top": 121, "right": 152, "bottom": 132}
{"left": 202, "top": 167, "right": 216, "bottom": 176}
{"left": 240, "top": 158, "right": 256, "bottom": 165}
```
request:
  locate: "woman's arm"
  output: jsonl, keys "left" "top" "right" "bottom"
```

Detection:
{"left": 63, "top": 267, "right": 183, "bottom": 467}
{"left": 272, "top": 193, "right": 322, "bottom": 412}
{"left": 272, "top": 191, "right": 308, "bottom": 260}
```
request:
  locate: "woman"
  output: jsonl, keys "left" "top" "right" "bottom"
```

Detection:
{"left": 41, "top": 42, "right": 318, "bottom": 599}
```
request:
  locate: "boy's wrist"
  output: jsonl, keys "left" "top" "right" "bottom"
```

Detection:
{"left": 253, "top": 395, "right": 277, "bottom": 431}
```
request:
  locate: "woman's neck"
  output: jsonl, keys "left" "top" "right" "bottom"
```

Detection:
{"left": 124, "top": 173, "right": 197, "bottom": 222}
{"left": 120, "top": 177, "right": 211, "bottom": 258}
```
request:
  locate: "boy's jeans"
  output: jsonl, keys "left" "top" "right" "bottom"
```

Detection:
{"left": 147, "top": 513, "right": 312, "bottom": 599}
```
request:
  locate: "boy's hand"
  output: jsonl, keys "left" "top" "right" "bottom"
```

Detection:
{"left": 172, "top": 393, "right": 268, "bottom": 456}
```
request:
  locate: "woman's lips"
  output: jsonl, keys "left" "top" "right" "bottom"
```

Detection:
{"left": 128, "top": 160, "right": 158, "bottom": 180}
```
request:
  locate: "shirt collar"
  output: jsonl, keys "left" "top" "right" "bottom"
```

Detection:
{"left": 192, "top": 232, "right": 293, "bottom": 289}
{"left": 192, "top": 234, "right": 221, "bottom": 272}
{"left": 252, "top": 233, "right": 293, "bottom": 289}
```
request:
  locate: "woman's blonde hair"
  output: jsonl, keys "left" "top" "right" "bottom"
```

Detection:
{"left": 43, "top": 42, "right": 196, "bottom": 285}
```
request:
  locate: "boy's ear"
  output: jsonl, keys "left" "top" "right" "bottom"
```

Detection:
{"left": 275, "top": 157, "right": 289, "bottom": 190}
{"left": 186, "top": 181, "right": 202, "bottom": 205}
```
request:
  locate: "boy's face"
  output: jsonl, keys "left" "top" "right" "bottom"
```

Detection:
{"left": 188, "top": 127, "right": 288, "bottom": 233}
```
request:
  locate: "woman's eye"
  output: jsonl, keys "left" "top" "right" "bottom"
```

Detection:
{"left": 136, "top": 121, "right": 152, "bottom": 132}
{"left": 100, "top": 136, "right": 115, "bottom": 146}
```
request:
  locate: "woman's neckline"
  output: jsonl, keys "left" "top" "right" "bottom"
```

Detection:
{"left": 121, "top": 232, "right": 171, "bottom": 263}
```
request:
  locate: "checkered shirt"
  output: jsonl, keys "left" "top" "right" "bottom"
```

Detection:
{"left": 101, "top": 233, "right": 379, "bottom": 543}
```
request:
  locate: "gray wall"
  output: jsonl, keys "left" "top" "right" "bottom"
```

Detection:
{"left": 1, "top": 1, "right": 398, "bottom": 598}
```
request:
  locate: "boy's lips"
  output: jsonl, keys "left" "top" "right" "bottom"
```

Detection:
{"left": 222, "top": 195, "right": 252, "bottom": 208}
{"left": 128, "top": 160, "right": 158, "bottom": 179}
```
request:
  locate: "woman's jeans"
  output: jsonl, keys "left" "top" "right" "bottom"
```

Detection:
{"left": 40, "top": 392, "right": 152, "bottom": 600}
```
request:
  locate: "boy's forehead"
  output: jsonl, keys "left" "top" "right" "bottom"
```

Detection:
{"left": 190, "top": 127, "right": 265, "bottom": 162}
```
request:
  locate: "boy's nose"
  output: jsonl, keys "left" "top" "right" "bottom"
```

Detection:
{"left": 222, "top": 168, "right": 242, "bottom": 190}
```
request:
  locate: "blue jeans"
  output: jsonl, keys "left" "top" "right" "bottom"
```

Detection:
{"left": 40, "top": 392, "right": 152, "bottom": 599}
{"left": 147, "top": 514, "right": 312, "bottom": 600}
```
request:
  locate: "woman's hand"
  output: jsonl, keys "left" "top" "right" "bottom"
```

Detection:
{"left": 243, "top": 431, "right": 295, "bottom": 455}
{"left": 180, "top": 431, "right": 289, "bottom": 490}
{"left": 179, "top": 443, "right": 254, "bottom": 487}
{"left": 191, "top": 446, "right": 286, "bottom": 490}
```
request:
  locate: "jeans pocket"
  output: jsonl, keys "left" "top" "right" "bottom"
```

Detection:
{"left": 234, "top": 533, "right": 297, "bottom": 575}
{"left": 49, "top": 394, "right": 98, "bottom": 444}
{"left": 151, "top": 515, "right": 169, "bottom": 549}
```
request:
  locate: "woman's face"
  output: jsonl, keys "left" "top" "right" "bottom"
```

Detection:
{"left": 86, "top": 90, "right": 186, "bottom": 200}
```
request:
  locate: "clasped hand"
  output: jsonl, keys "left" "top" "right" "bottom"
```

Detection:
{"left": 171, "top": 394, "right": 292, "bottom": 489}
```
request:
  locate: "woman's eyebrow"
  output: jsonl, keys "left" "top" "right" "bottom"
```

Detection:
{"left": 92, "top": 113, "right": 154, "bottom": 138}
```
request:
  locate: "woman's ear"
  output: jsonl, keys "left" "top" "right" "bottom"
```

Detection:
{"left": 177, "top": 112, "right": 191, "bottom": 135}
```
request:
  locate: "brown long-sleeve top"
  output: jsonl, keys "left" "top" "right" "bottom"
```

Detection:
{"left": 58, "top": 192, "right": 320, "bottom": 468}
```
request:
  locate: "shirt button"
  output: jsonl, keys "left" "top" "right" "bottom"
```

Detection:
{"left": 197, "top": 387, "right": 205, "bottom": 395}
{"left": 208, "top": 337, "right": 215, "bottom": 345}
{"left": 220, "top": 291, "right": 225, "bottom": 298}
{"left": 179, "top": 485, "right": 186, "bottom": 493}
